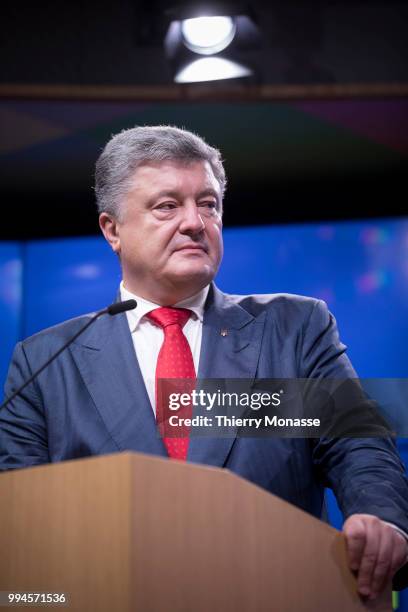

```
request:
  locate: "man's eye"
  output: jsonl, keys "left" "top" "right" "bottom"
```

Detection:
{"left": 199, "top": 201, "right": 217, "bottom": 209}
{"left": 156, "top": 202, "right": 177, "bottom": 210}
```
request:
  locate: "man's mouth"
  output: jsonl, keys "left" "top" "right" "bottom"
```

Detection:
{"left": 176, "top": 244, "right": 207, "bottom": 253}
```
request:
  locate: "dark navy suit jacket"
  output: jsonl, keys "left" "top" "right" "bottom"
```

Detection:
{"left": 1, "top": 284, "right": 408, "bottom": 588}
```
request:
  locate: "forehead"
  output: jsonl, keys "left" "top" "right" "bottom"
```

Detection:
{"left": 128, "top": 159, "right": 220, "bottom": 194}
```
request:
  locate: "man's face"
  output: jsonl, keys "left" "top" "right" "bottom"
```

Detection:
{"left": 100, "top": 159, "right": 223, "bottom": 304}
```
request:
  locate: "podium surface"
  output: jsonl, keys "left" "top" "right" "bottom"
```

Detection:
{"left": 0, "top": 452, "right": 391, "bottom": 611}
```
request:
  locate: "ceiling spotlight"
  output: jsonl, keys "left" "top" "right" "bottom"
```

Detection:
{"left": 181, "top": 16, "right": 236, "bottom": 55}
{"left": 164, "top": 7, "right": 261, "bottom": 84}
{"left": 175, "top": 56, "right": 252, "bottom": 84}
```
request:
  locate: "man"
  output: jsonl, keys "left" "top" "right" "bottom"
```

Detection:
{"left": 1, "top": 126, "right": 408, "bottom": 599}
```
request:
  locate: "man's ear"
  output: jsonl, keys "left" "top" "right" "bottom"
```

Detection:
{"left": 99, "top": 212, "right": 121, "bottom": 254}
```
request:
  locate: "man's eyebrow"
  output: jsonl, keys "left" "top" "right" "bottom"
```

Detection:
{"left": 197, "top": 188, "right": 219, "bottom": 200}
{"left": 149, "top": 189, "right": 179, "bottom": 201}
{"left": 144, "top": 190, "right": 180, "bottom": 207}
{"left": 146, "top": 188, "right": 221, "bottom": 206}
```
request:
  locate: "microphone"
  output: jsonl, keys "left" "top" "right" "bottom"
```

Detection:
{"left": 0, "top": 299, "right": 137, "bottom": 412}
{"left": 105, "top": 300, "right": 137, "bottom": 316}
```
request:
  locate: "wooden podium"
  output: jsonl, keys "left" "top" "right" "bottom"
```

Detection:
{"left": 0, "top": 452, "right": 391, "bottom": 611}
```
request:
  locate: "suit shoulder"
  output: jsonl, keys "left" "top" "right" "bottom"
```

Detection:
{"left": 21, "top": 313, "right": 97, "bottom": 349}
{"left": 224, "top": 291, "right": 323, "bottom": 321}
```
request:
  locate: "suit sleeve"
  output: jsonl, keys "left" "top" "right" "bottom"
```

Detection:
{"left": 0, "top": 341, "right": 50, "bottom": 471}
{"left": 302, "top": 300, "right": 408, "bottom": 590}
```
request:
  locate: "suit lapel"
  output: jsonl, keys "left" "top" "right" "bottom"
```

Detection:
{"left": 188, "top": 285, "right": 266, "bottom": 467}
{"left": 69, "top": 310, "right": 167, "bottom": 457}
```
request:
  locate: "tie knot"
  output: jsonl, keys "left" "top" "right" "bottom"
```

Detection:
{"left": 146, "top": 307, "right": 191, "bottom": 330}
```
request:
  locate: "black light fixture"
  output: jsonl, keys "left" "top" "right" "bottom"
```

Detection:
{"left": 164, "top": 3, "right": 261, "bottom": 84}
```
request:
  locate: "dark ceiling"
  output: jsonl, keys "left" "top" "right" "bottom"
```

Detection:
{"left": 1, "top": 1, "right": 407, "bottom": 239}
{"left": 2, "top": 0, "right": 407, "bottom": 87}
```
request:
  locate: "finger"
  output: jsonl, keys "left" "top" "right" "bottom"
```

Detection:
{"left": 344, "top": 518, "right": 367, "bottom": 572}
{"left": 369, "top": 525, "right": 393, "bottom": 599}
{"left": 356, "top": 518, "right": 381, "bottom": 597}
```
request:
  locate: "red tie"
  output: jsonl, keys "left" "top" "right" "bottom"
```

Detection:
{"left": 146, "top": 307, "right": 196, "bottom": 460}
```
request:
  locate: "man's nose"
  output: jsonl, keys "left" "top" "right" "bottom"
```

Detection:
{"left": 179, "top": 203, "right": 205, "bottom": 235}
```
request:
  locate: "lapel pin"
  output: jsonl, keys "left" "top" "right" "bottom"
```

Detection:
{"left": 220, "top": 329, "right": 228, "bottom": 337}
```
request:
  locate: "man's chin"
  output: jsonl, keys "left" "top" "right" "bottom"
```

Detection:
{"left": 168, "top": 263, "right": 215, "bottom": 286}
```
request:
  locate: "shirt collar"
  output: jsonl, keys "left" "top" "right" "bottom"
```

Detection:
{"left": 120, "top": 281, "right": 210, "bottom": 332}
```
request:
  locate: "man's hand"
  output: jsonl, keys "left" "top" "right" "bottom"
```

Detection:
{"left": 343, "top": 514, "right": 408, "bottom": 600}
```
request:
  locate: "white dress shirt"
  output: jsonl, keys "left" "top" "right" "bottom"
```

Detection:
{"left": 120, "top": 282, "right": 209, "bottom": 415}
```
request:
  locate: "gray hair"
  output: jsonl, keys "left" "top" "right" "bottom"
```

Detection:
{"left": 95, "top": 125, "right": 226, "bottom": 219}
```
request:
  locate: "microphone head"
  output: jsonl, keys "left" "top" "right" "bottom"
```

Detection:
{"left": 107, "top": 299, "right": 137, "bottom": 316}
